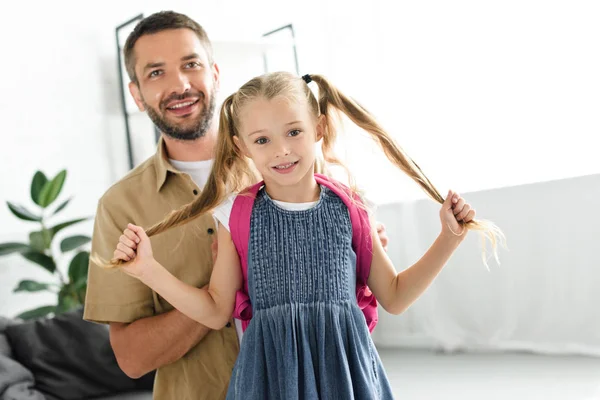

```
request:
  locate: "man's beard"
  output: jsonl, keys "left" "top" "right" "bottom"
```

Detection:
{"left": 143, "top": 87, "right": 217, "bottom": 141}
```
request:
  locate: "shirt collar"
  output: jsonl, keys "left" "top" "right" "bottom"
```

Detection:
{"left": 154, "top": 136, "right": 180, "bottom": 192}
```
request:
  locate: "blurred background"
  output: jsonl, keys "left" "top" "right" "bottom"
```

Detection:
{"left": 1, "top": 0, "right": 599, "bottom": 399}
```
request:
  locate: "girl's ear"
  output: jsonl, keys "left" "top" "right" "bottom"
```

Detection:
{"left": 316, "top": 114, "right": 326, "bottom": 142}
{"left": 233, "top": 135, "right": 251, "bottom": 158}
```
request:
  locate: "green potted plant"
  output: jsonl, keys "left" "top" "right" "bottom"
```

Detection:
{"left": 0, "top": 170, "right": 92, "bottom": 319}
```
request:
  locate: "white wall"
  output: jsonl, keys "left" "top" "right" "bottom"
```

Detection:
{"left": 0, "top": 2, "right": 122, "bottom": 316}
{"left": 296, "top": 0, "right": 600, "bottom": 204}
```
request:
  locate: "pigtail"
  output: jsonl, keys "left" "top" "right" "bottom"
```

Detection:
{"left": 309, "top": 74, "right": 505, "bottom": 266}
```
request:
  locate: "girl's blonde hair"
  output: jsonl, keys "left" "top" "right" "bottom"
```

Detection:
{"left": 101, "top": 71, "right": 503, "bottom": 268}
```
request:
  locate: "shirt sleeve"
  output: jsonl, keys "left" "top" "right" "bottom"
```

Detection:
{"left": 212, "top": 194, "right": 236, "bottom": 232}
{"left": 83, "top": 198, "right": 154, "bottom": 324}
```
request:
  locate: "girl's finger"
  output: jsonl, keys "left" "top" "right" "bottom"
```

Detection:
{"left": 128, "top": 224, "right": 150, "bottom": 242}
{"left": 453, "top": 198, "right": 466, "bottom": 215}
{"left": 443, "top": 190, "right": 455, "bottom": 211}
{"left": 124, "top": 228, "right": 141, "bottom": 243}
{"left": 456, "top": 204, "right": 471, "bottom": 221}
{"left": 452, "top": 192, "right": 460, "bottom": 204}
{"left": 119, "top": 234, "right": 137, "bottom": 249}
{"left": 464, "top": 209, "right": 476, "bottom": 222}
{"left": 113, "top": 249, "right": 131, "bottom": 262}
{"left": 117, "top": 242, "right": 136, "bottom": 259}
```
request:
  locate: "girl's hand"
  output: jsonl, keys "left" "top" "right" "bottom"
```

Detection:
{"left": 113, "top": 223, "right": 155, "bottom": 280}
{"left": 440, "top": 190, "right": 476, "bottom": 238}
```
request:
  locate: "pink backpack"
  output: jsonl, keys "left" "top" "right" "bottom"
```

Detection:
{"left": 230, "top": 173, "right": 378, "bottom": 333}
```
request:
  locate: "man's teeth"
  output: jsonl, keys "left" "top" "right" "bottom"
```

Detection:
{"left": 169, "top": 101, "right": 196, "bottom": 109}
{"left": 275, "top": 162, "right": 295, "bottom": 169}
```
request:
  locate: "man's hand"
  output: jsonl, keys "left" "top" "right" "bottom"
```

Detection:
{"left": 376, "top": 222, "right": 388, "bottom": 252}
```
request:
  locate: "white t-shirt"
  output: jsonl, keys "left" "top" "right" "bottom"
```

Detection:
{"left": 212, "top": 193, "right": 319, "bottom": 345}
{"left": 168, "top": 158, "right": 213, "bottom": 190}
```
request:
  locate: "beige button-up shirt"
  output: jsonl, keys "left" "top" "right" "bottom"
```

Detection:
{"left": 84, "top": 139, "right": 239, "bottom": 399}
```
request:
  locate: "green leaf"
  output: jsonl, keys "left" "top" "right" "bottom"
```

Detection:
{"left": 31, "top": 171, "right": 48, "bottom": 206}
{"left": 73, "top": 278, "right": 87, "bottom": 292}
{"left": 38, "top": 170, "right": 67, "bottom": 208}
{"left": 51, "top": 197, "right": 72, "bottom": 216}
{"left": 50, "top": 218, "right": 90, "bottom": 237}
{"left": 68, "top": 251, "right": 89, "bottom": 284}
{"left": 7, "top": 202, "right": 42, "bottom": 222}
{"left": 73, "top": 278, "right": 87, "bottom": 304}
{"left": 29, "top": 232, "right": 45, "bottom": 252}
{"left": 29, "top": 230, "right": 52, "bottom": 252}
{"left": 16, "top": 305, "right": 56, "bottom": 320}
{"left": 21, "top": 251, "right": 56, "bottom": 273}
{"left": 57, "top": 287, "right": 79, "bottom": 313}
{"left": 13, "top": 280, "right": 52, "bottom": 293}
{"left": 0, "top": 243, "right": 30, "bottom": 256}
{"left": 60, "top": 235, "right": 91, "bottom": 253}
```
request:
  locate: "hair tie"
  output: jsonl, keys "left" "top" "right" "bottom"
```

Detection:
{"left": 302, "top": 74, "right": 312, "bottom": 84}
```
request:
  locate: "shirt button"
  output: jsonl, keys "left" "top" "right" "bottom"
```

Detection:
{"left": 193, "top": 189, "right": 198, "bottom": 195}
{"left": 207, "top": 228, "right": 214, "bottom": 235}
{"left": 226, "top": 322, "right": 232, "bottom": 328}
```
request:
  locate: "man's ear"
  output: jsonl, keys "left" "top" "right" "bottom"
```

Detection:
{"left": 316, "top": 114, "right": 326, "bottom": 142}
{"left": 212, "top": 62, "right": 221, "bottom": 93}
{"left": 128, "top": 82, "right": 145, "bottom": 112}
{"left": 233, "top": 135, "right": 250, "bottom": 158}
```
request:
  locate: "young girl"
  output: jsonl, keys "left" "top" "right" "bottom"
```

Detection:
{"left": 106, "top": 72, "right": 501, "bottom": 399}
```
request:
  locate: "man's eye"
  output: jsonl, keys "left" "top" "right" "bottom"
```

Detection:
{"left": 149, "top": 70, "right": 162, "bottom": 78}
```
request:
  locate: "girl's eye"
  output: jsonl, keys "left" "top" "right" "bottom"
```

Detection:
{"left": 255, "top": 137, "right": 269, "bottom": 145}
{"left": 289, "top": 129, "right": 301, "bottom": 137}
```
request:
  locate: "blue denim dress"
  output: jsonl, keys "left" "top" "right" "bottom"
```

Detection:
{"left": 226, "top": 187, "right": 394, "bottom": 399}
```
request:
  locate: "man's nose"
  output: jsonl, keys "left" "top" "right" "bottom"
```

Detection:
{"left": 168, "top": 71, "right": 191, "bottom": 95}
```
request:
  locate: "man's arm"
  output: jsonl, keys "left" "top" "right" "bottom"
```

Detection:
{"left": 85, "top": 198, "right": 212, "bottom": 378}
{"left": 110, "top": 309, "right": 210, "bottom": 378}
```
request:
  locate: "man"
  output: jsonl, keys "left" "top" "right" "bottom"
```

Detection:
{"left": 84, "top": 11, "right": 389, "bottom": 400}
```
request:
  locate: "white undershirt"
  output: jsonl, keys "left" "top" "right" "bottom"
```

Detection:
{"left": 168, "top": 158, "right": 213, "bottom": 190}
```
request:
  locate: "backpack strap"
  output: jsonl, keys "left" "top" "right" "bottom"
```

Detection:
{"left": 314, "top": 174, "right": 378, "bottom": 332}
{"left": 230, "top": 181, "right": 264, "bottom": 331}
